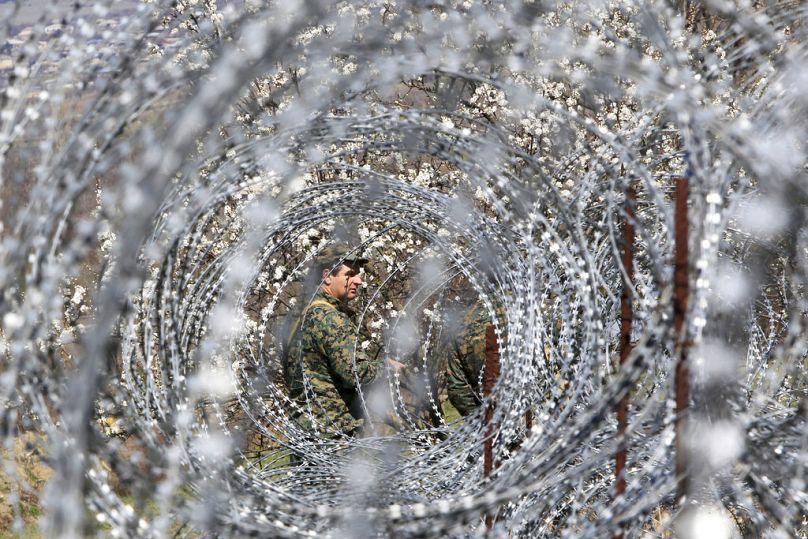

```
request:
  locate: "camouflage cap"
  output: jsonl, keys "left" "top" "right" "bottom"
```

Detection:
{"left": 314, "top": 244, "right": 369, "bottom": 270}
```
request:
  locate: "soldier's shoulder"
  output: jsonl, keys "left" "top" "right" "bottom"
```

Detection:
{"left": 294, "top": 300, "right": 335, "bottom": 332}
{"left": 309, "top": 303, "right": 350, "bottom": 330}
{"left": 463, "top": 303, "right": 489, "bottom": 329}
{"left": 308, "top": 301, "right": 337, "bottom": 316}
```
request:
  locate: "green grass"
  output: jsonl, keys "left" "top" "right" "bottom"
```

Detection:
{"left": 0, "top": 522, "right": 41, "bottom": 539}
{"left": 0, "top": 432, "right": 51, "bottom": 537}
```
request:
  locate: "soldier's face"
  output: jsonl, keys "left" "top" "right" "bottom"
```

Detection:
{"left": 326, "top": 263, "right": 363, "bottom": 302}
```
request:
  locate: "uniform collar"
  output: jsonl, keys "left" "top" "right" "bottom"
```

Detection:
{"left": 314, "top": 289, "right": 354, "bottom": 315}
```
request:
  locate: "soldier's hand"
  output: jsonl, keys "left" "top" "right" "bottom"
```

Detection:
{"left": 386, "top": 359, "right": 406, "bottom": 374}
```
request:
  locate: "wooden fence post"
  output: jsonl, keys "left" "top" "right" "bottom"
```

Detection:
{"left": 483, "top": 324, "right": 501, "bottom": 530}
{"left": 673, "top": 176, "right": 690, "bottom": 501}
{"left": 614, "top": 185, "right": 635, "bottom": 539}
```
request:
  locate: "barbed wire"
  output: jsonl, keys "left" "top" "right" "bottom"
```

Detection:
{"left": 1, "top": 0, "right": 808, "bottom": 536}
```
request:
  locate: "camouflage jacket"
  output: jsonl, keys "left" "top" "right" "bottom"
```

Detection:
{"left": 284, "top": 290, "right": 382, "bottom": 437}
{"left": 446, "top": 303, "right": 489, "bottom": 416}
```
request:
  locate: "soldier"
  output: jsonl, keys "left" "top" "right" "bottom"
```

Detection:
{"left": 283, "top": 246, "right": 403, "bottom": 438}
{"left": 445, "top": 302, "right": 505, "bottom": 417}
{"left": 445, "top": 302, "right": 487, "bottom": 416}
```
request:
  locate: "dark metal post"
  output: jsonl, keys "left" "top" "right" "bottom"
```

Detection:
{"left": 614, "top": 185, "right": 635, "bottom": 539}
{"left": 483, "top": 323, "right": 501, "bottom": 530}
{"left": 673, "top": 176, "right": 690, "bottom": 501}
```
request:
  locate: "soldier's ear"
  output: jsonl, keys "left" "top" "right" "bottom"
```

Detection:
{"left": 321, "top": 268, "right": 332, "bottom": 283}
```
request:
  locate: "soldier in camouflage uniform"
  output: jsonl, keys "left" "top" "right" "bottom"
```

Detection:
{"left": 446, "top": 302, "right": 505, "bottom": 416}
{"left": 446, "top": 303, "right": 486, "bottom": 416}
{"left": 284, "top": 247, "right": 403, "bottom": 438}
